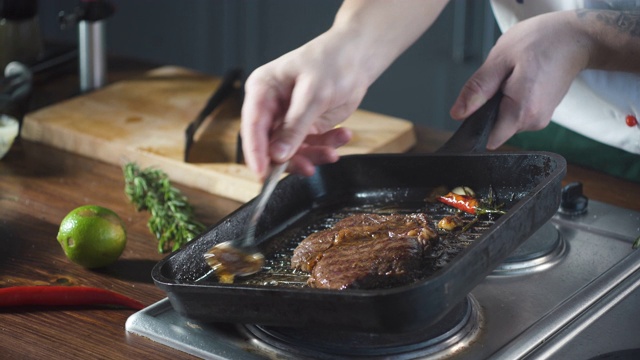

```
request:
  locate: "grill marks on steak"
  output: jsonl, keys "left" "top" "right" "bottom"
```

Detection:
{"left": 290, "top": 213, "right": 437, "bottom": 290}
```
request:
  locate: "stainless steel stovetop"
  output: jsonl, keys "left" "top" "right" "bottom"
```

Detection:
{"left": 126, "top": 193, "right": 640, "bottom": 360}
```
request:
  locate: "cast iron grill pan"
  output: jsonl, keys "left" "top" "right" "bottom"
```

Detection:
{"left": 152, "top": 94, "right": 567, "bottom": 332}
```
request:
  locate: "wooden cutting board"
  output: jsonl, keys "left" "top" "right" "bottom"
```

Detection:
{"left": 22, "top": 66, "right": 416, "bottom": 202}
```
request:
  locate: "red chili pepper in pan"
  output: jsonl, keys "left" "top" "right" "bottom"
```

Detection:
{"left": 438, "top": 192, "right": 479, "bottom": 214}
{"left": 0, "top": 286, "right": 145, "bottom": 310}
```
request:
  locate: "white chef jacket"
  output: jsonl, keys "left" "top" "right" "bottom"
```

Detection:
{"left": 490, "top": 0, "right": 640, "bottom": 156}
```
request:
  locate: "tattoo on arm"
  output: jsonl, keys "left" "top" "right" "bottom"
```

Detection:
{"left": 576, "top": 9, "right": 640, "bottom": 37}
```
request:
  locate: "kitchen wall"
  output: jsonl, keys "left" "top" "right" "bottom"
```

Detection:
{"left": 37, "top": 0, "right": 498, "bottom": 132}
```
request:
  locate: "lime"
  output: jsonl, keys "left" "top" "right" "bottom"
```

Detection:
{"left": 57, "top": 205, "right": 127, "bottom": 268}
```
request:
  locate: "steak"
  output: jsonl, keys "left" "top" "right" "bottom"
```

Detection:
{"left": 291, "top": 213, "right": 437, "bottom": 290}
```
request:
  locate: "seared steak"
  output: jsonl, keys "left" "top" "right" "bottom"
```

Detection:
{"left": 291, "top": 213, "right": 437, "bottom": 290}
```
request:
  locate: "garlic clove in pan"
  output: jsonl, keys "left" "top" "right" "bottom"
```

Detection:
{"left": 451, "top": 186, "right": 476, "bottom": 197}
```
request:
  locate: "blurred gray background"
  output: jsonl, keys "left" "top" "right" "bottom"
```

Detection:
{"left": 36, "top": 0, "right": 499, "bottom": 132}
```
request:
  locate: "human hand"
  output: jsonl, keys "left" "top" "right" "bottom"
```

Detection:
{"left": 449, "top": 11, "right": 591, "bottom": 149}
{"left": 241, "top": 0, "right": 451, "bottom": 180}
{"left": 241, "top": 31, "right": 370, "bottom": 180}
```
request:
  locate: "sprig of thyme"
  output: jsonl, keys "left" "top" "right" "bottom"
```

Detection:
{"left": 123, "top": 162, "right": 206, "bottom": 253}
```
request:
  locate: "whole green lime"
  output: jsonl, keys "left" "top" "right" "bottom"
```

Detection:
{"left": 57, "top": 205, "right": 127, "bottom": 268}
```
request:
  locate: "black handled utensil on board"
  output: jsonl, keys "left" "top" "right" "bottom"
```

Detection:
{"left": 184, "top": 67, "right": 243, "bottom": 162}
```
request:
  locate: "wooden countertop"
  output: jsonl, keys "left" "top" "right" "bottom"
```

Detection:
{"left": 0, "top": 58, "right": 638, "bottom": 359}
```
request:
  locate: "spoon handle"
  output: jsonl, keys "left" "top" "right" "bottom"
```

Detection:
{"left": 240, "top": 162, "right": 288, "bottom": 249}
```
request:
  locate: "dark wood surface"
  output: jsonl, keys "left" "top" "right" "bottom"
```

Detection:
{"left": 0, "top": 58, "right": 233, "bottom": 359}
{"left": 0, "top": 58, "right": 638, "bottom": 359}
{"left": 0, "top": 140, "right": 241, "bottom": 359}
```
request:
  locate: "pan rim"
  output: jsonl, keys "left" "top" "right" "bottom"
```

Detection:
{"left": 152, "top": 151, "right": 567, "bottom": 297}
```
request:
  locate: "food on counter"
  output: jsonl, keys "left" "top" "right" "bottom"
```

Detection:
{"left": 56, "top": 205, "right": 127, "bottom": 268}
{"left": 0, "top": 115, "right": 19, "bottom": 160}
{"left": 123, "top": 162, "right": 205, "bottom": 253}
{"left": 291, "top": 213, "right": 437, "bottom": 290}
{"left": 0, "top": 286, "right": 144, "bottom": 310}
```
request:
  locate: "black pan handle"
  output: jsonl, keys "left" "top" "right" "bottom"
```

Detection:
{"left": 436, "top": 92, "right": 503, "bottom": 154}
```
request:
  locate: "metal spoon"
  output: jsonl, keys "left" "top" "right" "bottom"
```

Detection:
{"left": 204, "top": 162, "right": 288, "bottom": 281}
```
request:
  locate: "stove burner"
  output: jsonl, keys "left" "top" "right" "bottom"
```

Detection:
{"left": 239, "top": 295, "right": 481, "bottom": 359}
{"left": 491, "top": 222, "right": 567, "bottom": 276}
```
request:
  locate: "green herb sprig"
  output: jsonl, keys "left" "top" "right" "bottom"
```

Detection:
{"left": 123, "top": 162, "right": 206, "bottom": 253}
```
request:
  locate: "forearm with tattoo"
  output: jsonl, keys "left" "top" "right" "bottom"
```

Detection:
{"left": 577, "top": 9, "right": 640, "bottom": 37}
{"left": 576, "top": 9, "right": 640, "bottom": 71}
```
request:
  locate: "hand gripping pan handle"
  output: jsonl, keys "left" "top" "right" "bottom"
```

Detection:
{"left": 437, "top": 92, "right": 503, "bottom": 154}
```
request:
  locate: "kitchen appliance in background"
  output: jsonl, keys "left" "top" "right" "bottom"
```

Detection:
{"left": 59, "top": 0, "right": 115, "bottom": 93}
{"left": 0, "top": 0, "right": 44, "bottom": 71}
{"left": 0, "top": 61, "right": 32, "bottom": 126}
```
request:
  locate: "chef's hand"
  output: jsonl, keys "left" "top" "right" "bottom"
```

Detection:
{"left": 451, "top": 10, "right": 640, "bottom": 149}
{"left": 241, "top": 31, "right": 367, "bottom": 179}
{"left": 449, "top": 11, "right": 592, "bottom": 149}
{"left": 241, "top": 0, "right": 449, "bottom": 179}
{"left": 451, "top": 8, "right": 640, "bottom": 148}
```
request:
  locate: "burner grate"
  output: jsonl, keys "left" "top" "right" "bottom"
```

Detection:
{"left": 241, "top": 295, "right": 482, "bottom": 359}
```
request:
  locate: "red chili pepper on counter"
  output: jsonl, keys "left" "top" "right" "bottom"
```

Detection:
{"left": 438, "top": 192, "right": 479, "bottom": 214}
{"left": 0, "top": 286, "right": 145, "bottom": 310}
